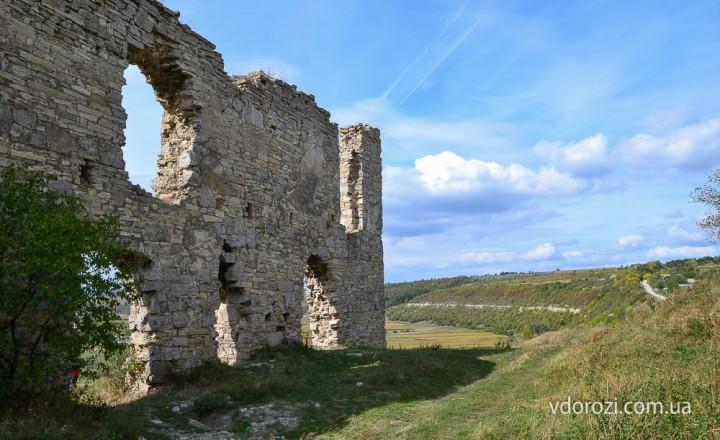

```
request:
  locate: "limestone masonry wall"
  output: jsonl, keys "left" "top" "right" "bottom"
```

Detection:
{"left": 0, "top": 0, "right": 385, "bottom": 384}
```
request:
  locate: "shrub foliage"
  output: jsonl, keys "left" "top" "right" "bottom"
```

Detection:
{"left": 0, "top": 165, "right": 139, "bottom": 396}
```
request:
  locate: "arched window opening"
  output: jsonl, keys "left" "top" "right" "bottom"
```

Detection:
{"left": 121, "top": 64, "right": 163, "bottom": 195}
{"left": 214, "top": 242, "right": 251, "bottom": 365}
{"left": 303, "top": 255, "right": 340, "bottom": 348}
{"left": 121, "top": 43, "right": 197, "bottom": 205}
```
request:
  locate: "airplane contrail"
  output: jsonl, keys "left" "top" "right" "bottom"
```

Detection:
{"left": 380, "top": 2, "right": 481, "bottom": 104}
{"left": 380, "top": 2, "right": 474, "bottom": 102}
{"left": 398, "top": 17, "right": 483, "bottom": 106}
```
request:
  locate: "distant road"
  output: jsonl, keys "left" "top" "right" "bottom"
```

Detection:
{"left": 641, "top": 280, "right": 667, "bottom": 301}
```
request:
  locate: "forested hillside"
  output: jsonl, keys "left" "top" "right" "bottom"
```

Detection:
{"left": 386, "top": 257, "right": 720, "bottom": 337}
{"left": 384, "top": 275, "right": 480, "bottom": 306}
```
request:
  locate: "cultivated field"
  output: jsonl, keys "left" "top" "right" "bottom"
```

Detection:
{"left": 385, "top": 320, "right": 509, "bottom": 348}
{"left": 301, "top": 318, "right": 509, "bottom": 348}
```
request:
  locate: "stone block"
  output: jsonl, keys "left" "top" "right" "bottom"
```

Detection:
{"left": 267, "top": 331, "right": 284, "bottom": 347}
{"left": 145, "top": 360, "right": 172, "bottom": 384}
{"left": 172, "top": 312, "right": 189, "bottom": 328}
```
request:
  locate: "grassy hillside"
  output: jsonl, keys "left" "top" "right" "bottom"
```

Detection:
{"left": 385, "top": 276, "right": 480, "bottom": 307}
{"left": 386, "top": 258, "right": 720, "bottom": 337}
{"left": 317, "top": 275, "right": 720, "bottom": 439}
{"left": 4, "top": 274, "right": 715, "bottom": 438}
{"left": 2, "top": 259, "right": 718, "bottom": 438}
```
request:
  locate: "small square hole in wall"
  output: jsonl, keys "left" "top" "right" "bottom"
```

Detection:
{"left": 245, "top": 203, "right": 253, "bottom": 219}
{"left": 79, "top": 159, "right": 91, "bottom": 185}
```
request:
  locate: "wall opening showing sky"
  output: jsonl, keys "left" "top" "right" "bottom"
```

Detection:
{"left": 122, "top": 64, "right": 163, "bottom": 194}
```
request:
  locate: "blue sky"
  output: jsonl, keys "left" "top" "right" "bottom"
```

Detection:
{"left": 122, "top": 0, "right": 720, "bottom": 282}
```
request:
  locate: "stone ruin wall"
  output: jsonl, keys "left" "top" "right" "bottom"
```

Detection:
{"left": 0, "top": 0, "right": 385, "bottom": 385}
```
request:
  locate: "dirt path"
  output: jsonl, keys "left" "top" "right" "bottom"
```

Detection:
{"left": 641, "top": 280, "right": 667, "bottom": 301}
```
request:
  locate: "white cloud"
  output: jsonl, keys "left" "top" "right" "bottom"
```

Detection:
{"left": 530, "top": 117, "right": 720, "bottom": 180}
{"left": 618, "top": 234, "right": 644, "bottom": 247}
{"left": 331, "top": 97, "right": 394, "bottom": 127}
{"left": 457, "top": 251, "right": 515, "bottom": 264}
{"left": 385, "top": 256, "right": 432, "bottom": 268}
{"left": 646, "top": 245, "right": 717, "bottom": 259}
{"left": 521, "top": 243, "right": 556, "bottom": 260}
{"left": 385, "top": 119, "right": 514, "bottom": 150}
{"left": 638, "top": 107, "right": 692, "bottom": 134}
{"left": 616, "top": 118, "right": 720, "bottom": 172}
{"left": 330, "top": 98, "right": 523, "bottom": 164}
{"left": 414, "top": 151, "right": 586, "bottom": 196}
{"left": 667, "top": 225, "right": 705, "bottom": 243}
{"left": 382, "top": 165, "right": 419, "bottom": 201}
{"left": 533, "top": 134, "right": 611, "bottom": 177}
{"left": 562, "top": 250, "right": 585, "bottom": 259}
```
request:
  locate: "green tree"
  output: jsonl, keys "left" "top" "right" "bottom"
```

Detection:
{"left": 520, "top": 324, "right": 534, "bottom": 340}
{"left": 0, "top": 165, "right": 140, "bottom": 396}
{"left": 692, "top": 169, "right": 720, "bottom": 242}
{"left": 614, "top": 269, "right": 640, "bottom": 287}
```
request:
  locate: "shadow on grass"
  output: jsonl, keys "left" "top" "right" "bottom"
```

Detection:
{"left": 151, "top": 344, "right": 499, "bottom": 437}
{"left": 0, "top": 344, "right": 503, "bottom": 439}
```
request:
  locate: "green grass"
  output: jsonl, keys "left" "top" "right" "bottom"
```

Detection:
{"left": 2, "top": 274, "right": 718, "bottom": 439}
{"left": 312, "top": 343, "right": 564, "bottom": 439}
{"left": 319, "top": 277, "right": 720, "bottom": 439}
{"left": 0, "top": 344, "right": 503, "bottom": 439}
{"left": 167, "top": 345, "right": 500, "bottom": 437}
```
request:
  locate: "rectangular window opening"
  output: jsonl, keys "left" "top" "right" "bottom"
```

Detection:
{"left": 79, "top": 159, "right": 91, "bottom": 185}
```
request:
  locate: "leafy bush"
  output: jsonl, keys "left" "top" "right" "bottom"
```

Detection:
{"left": 0, "top": 165, "right": 140, "bottom": 397}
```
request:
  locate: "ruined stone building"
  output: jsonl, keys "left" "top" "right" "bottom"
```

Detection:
{"left": 0, "top": 0, "right": 385, "bottom": 384}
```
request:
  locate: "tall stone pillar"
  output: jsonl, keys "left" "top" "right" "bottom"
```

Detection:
{"left": 339, "top": 125, "right": 383, "bottom": 234}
